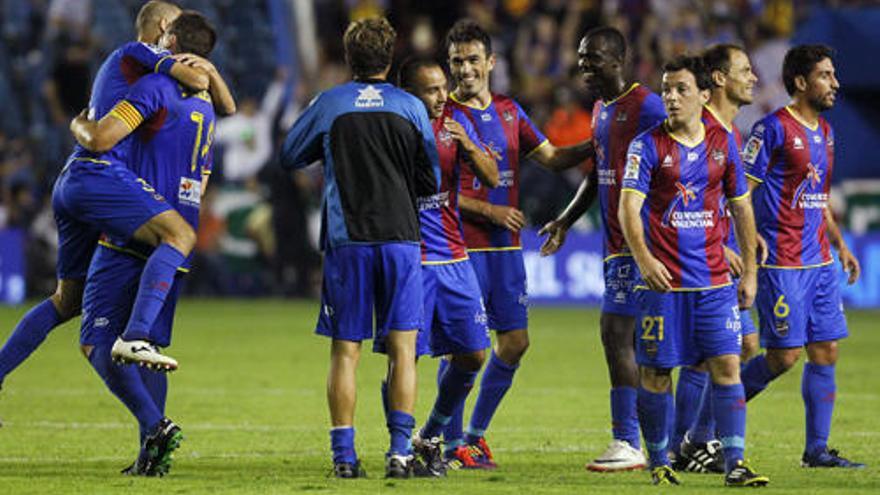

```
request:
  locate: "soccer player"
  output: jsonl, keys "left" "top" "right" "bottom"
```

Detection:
{"left": 397, "top": 57, "right": 497, "bottom": 474}
{"left": 0, "top": 0, "right": 233, "bottom": 388}
{"left": 67, "top": 11, "right": 218, "bottom": 475}
{"left": 670, "top": 43, "right": 761, "bottom": 473}
{"left": 442, "top": 19, "right": 595, "bottom": 468}
{"left": 619, "top": 55, "right": 768, "bottom": 487}
{"left": 739, "top": 44, "right": 864, "bottom": 468}
{"left": 280, "top": 18, "right": 438, "bottom": 479}
{"left": 538, "top": 26, "right": 665, "bottom": 472}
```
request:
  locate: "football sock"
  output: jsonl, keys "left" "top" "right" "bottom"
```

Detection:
{"left": 741, "top": 354, "right": 776, "bottom": 400}
{"left": 438, "top": 360, "right": 466, "bottom": 452}
{"left": 380, "top": 379, "right": 389, "bottom": 420}
{"left": 672, "top": 368, "right": 709, "bottom": 452}
{"left": 711, "top": 382, "right": 746, "bottom": 473}
{"left": 465, "top": 351, "right": 517, "bottom": 444}
{"left": 88, "top": 343, "right": 163, "bottom": 441}
{"left": 122, "top": 243, "right": 185, "bottom": 342}
{"left": 330, "top": 426, "right": 357, "bottom": 464}
{"left": 0, "top": 299, "right": 61, "bottom": 383}
{"left": 421, "top": 361, "right": 477, "bottom": 439}
{"left": 387, "top": 410, "right": 415, "bottom": 456}
{"left": 666, "top": 390, "right": 675, "bottom": 454}
{"left": 610, "top": 386, "right": 640, "bottom": 449}
{"left": 802, "top": 362, "right": 835, "bottom": 455}
{"left": 637, "top": 387, "right": 670, "bottom": 468}
{"left": 138, "top": 365, "right": 168, "bottom": 415}
{"left": 690, "top": 382, "right": 716, "bottom": 444}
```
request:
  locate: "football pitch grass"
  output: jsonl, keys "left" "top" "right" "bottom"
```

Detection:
{"left": 0, "top": 300, "right": 878, "bottom": 494}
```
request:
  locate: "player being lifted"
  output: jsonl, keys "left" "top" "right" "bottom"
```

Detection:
{"left": 397, "top": 56, "right": 498, "bottom": 474}
{"left": 539, "top": 26, "right": 666, "bottom": 472}
{"left": 739, "top": 44, "right": 864, "bottom": 468}
{"left": 441, "top": 19, "right": 594, "bottom": 468}
{"left": 281, "top": 18, "right": 439, "bottom": 479}
{"left": 619, "top": 55, "right": 768, "bottom": 487}
{"left": 670, "top": 43, "right": 761, "bottom": 473}
{"left": 69, "top": 10, "right": 219, "bottom": 475}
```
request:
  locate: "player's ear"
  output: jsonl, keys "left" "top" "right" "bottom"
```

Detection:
{"left": 794, "top": 74, "right": 808, "bottom": 93}
{"left": 487, "top": 52, "right": 496, "bottom": 72}
{"left": 699, "top": 87, "right": 711, "bottom": 105}
{"left": 711, "top": 69, "right": 725, "bottom": 88}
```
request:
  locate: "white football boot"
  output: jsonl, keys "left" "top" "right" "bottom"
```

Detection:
{"left": 586, "top": 439, "right": 647, "bottom": 472}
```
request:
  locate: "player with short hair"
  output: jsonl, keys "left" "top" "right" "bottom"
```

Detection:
{"left": 397, "top": 56, "right": 498, "bottom": 474}
{"left": 739, "top": 44, "right": 864, "bottom": 468}
{"left": 669, "top": 43, "right": 761, "bottom": 474}
{"left": 0, "top": 0, "right": 233, "bottom": 390}
{"left": 280, "top": 17, "right": 439, "bottom": 479}
{"left": 619, "top": 55, "right": 768, "bottom": 487}
{"left": 69, "top": 10, "right": 219, "bottom": 476}
{"left": 539, "top": 26, "right": 666, "bottom": 472}
{"left": 442, "top": 19, "right": 595, "bottom": 469}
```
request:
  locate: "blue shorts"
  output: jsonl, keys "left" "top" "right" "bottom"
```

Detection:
{"left": 755, "top": 264, "right": 847, "bottom": 349}
{"left": 80, "top": 246, "right": 181, "bottom": 348}
{"left": 417, "top": 260, "right": 491, "bottom": 357}
{"left": 316, "top": 243, "right": 423, "bottom": 354}
{"left": 53, "top": 159, "right": 171, "bottom": 280}
{"left": 602, "top": 256, "right": 642, "bottom": 317}
{"left": 468, "top": 250, "right": 528, "bottom": 332}
{"left": 635, "top": 285, "right": 742, "bottom": 368}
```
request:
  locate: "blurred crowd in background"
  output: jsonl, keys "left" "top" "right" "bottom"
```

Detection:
{"left": 0, "top": 0, "right": 876, "bottom": 299}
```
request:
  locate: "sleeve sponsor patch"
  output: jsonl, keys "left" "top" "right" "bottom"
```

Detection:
{"left": 624, "top": 153, "right": 640, "bottom": 180}
{"left": 742, "top": 136, "right": 762, "bottom": 165}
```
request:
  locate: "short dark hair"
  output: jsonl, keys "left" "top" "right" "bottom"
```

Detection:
{"left": 344, "top": 17, "right": 396, "bottom": 78}
{"left": 702, "top": 43, "right": 745, "bottom": 86}
{"left": 169, "top": 10, "right": 216, "bottom": 58}
{"left": 446, "top": 19, "right": 492, "bottom": 56}
{"left": 397, "top": 56, "right": 442, "bottom": 89}
{"left": 782, "top": 44, "right": 835, "bottom": 96}
{"left": 663, "top": 55, "right": 712, "bottom": 91}
{"left": 583, "top": 26, "right": 627, "bottom": 60}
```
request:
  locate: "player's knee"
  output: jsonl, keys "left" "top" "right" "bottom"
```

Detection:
{"left": 806, "top": 340, "right": 838, "bottom": 365}
{"left": 51, "top": 282, "right": 83, "bottom": 321}
{"left": 80, "top": 345, "right": 93, "bottom": 360}
{"left": 498, "top": 332, "right": 529, "bottom": 363}
{"left": 640, "top": 367, "right": 672, "bottom": 393}
{"left": 164, "top": 222, "right": 196, "bottom": 255}
{"left": 452, "top": 350, "right": 485, "bottom": 371}
{"left": 767, "top": 347, "right": 801, "bottom": 373}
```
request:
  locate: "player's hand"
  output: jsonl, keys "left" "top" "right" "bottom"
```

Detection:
{"left": 538, "top": 219, "right": 568, "bottom": 256}
{"left": 839, "top": 246, "right": 861, "bottom": 285}
{"left": 724, "top": 245, "right": 743, "bottom": 278}
{"left": 443, "top": 118, "right": 467, "bottom": 143}
{"left": 638, "top": 255, "right": 673, "bottom": 293}
{"left": 756, "top": 234, "right": 769, "bottom": 265}
{"left": 737, "top": 270, "right": 757, "bottom": 309}
{"left": 489, "top": 205, "right": 525, "bottom": 232}
{"left": 173, "top": 53, "right": 217, "bottom": 74}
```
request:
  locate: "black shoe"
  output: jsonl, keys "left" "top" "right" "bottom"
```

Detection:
{"left": 675, "top": 435, "right": 725, "bottom": 473}
{"left": 137, "top": 417, "right": 184, "bottom": 477}
{"left": 332, "top": 460, "right": 367, "bottom": 478}
{"left": 725, "top": 460, "right": 769, "bottom": 487}
{"left": 120, "top": 462, "right": 138, "bottom": 476}
{"left": 413, "top": 434, "right": 447, "bottom": 477}
{"left": 385, "top": 453, "right": 414, "bottom": 479}
{"left": 801, "top": 447, "right": 865, "bottom": 468}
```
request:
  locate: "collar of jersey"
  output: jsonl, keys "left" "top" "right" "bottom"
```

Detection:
{"left": 664, "top": 120, "right": 705, "bottom": 148}
{"left": 784, "top": 105, "right": 819, "bottom": 131}
{"left": 703, "top": 104, "right": 732, "bottom": 133}
{"left": 450, "top": 91, "right": 492, "bottom": 110}
{"left": 602, "top": 82, "right": 640, "bottom": 106}
{"left": 353, "top": 77, "right": 388, "bottom": 84}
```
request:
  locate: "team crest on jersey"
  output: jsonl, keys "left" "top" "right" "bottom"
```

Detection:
{"left": 600, "top": 111, "right": 608, "bottom": 121}
{"left": 686, "top": 151, "right": 698, "bottom": 162}
{"left": 813, "top": 134, "right": 822, "bottom": 144}
{"left": 502, "top": 110, "right": 514, "bottom": 122}
{"left": 616, "top": 111, "right": 628, "bottom": 122}
{"left": 793, "top": 136, "right": 804, "bottom": 150}
{"left": 712, "top": 149, "right": 725, "bottom": 165}
{"left": 662, "top": 155, "right": 673, "bottom": 167}
{"left": 624, "top": 154, "right": 640, "bottom": 180}
{"left": 355, "top": 85, "right": 384, "bottom": 108}
{"left": 178, "top": 177, "right": 201, "bottom": 207}
{"left": 437, "top": 129, "right": 454, "bottom": 146}
{"left": 742, "top": 136, "right": 762, "bottom": 165}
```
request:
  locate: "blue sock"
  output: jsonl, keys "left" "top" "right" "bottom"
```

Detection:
{"left": 712, "top": 382, "right": 746, "bottom": 473}
{"left": 123, "top": 244, "right": 185, "bottom": 341}
{"left": 666, "top": 390, "right": 675, "bottom": 455}
{"left": 438, "top": 360, "right": 466, "bottom": 452}
{"left": 741, "top": 354, "right": 776, "bottom": 401}
{"left": 802, "top": 362, "right": 835, "bottom": 455}
{"left": 87, "top": 344, "right": 163, "bottom": 440}
{"left": 690, "top": 382, "right": 716, "bottom": 444}
{"left": 330, "top": 426, "right": 357, "bottom": 464}
{"left": 0, "top": 299, "right": 61, "bottom": 383}
{"left": 422, "top": 361, "right": 478, "bottom": 439}
{"left": 138, "top": 366, "right": 168, "bottom": 414}
{"left": 465, "top": 351, "right": 517, "bottom": 444}
{"left": 387, "top": 410, "right": 415, "bottom": 456}
{"left": 610, "top": 387, "right": 640, "bottom": 449}
{"left": 380, "top": 379, "right": 389, "bottom": 421}
{"left": 672, "top": 368, "right": 709, "bottom": 453}
{"left": 637, "top": 387, "right": 671, "bottom": 467}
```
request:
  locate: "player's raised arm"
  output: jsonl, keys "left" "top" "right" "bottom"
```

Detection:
{"left": 172, "top": 54, "right": 236, "bottom": 116}
{"left": 539, "top": 165, "right": 598, "bottom": 256}
{"left": 823, "top": 200, "right": 860, "bottom": 285}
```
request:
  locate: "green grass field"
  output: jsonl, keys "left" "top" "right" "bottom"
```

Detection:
{"left": 0, "top": 300, "right": 878, "bottom": 493}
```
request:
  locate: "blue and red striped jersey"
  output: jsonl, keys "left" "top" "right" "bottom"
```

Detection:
{"left": 418, "top": 105, "right": 480, "bottom": 263}
{"left": 450, "top": 93, "right": 547, "bottom": 250}
{"left": 702, "top": 105, "right": 744, "bottom": 254}
{"left": 591, "top": 83, "right": 666, "bottom": 260}
{"left": 743, "top": 106, "right": 834, "bottom": 268}
{"left": 622, "top": 122, "right": 749, "bottom": 290}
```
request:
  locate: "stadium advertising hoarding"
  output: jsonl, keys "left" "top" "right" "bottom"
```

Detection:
{"left": 522, "top": 228, "right": 880, "bottom": 308}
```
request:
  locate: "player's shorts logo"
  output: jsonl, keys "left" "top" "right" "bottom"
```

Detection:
{"left": 94, "top": 317, "right": 109, "bottom": 328}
